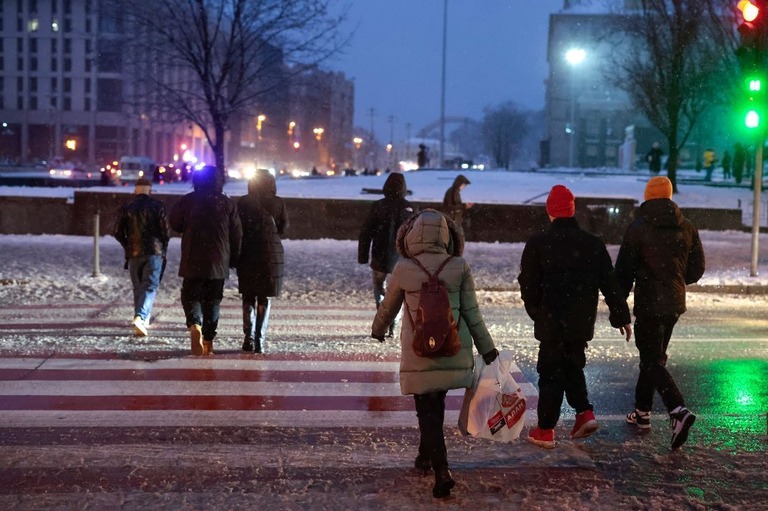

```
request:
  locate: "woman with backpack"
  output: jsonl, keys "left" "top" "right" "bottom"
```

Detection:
{"left": 237, "top": 169, "right": 288, "bottom": 354}
{"left": 370, "top": 208, "right": 498, "bottom": 500}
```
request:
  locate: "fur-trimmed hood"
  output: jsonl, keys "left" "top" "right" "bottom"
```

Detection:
{"left": 396, "top": 208, "right": 464, "bottom": 258}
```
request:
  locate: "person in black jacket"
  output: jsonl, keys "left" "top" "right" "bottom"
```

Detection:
{"left": 358, "top": 173, "right": 414, "bottom": 336}
{"left": 441, "top": 174, "right": 473, "bottom": 235}
{"left": 114, "top": 177, "right": 169, "bottom": 337}
{"left": 518, "top": 184, "right": 632, "bottom": 449}
{"left": 237, "top": 169, "right": 288, "bottom": 354}
{"left": 615, "top": 176, "right": 705, "bottom": 450}
{"left": 169, "top": 165, "right": 242, "bottom": 356}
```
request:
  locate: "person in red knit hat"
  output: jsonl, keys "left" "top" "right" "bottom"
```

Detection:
{"left": 518, "top": 184, "right": 632, "bottom": 448}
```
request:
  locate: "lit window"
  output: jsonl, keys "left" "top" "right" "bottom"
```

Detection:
{"left": 52, "top": 19, "right": 59, "bottom": 32}
{"left": 27, "top": 18, "right": 39, "bottom": 31}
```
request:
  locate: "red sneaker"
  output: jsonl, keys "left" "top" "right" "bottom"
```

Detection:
{"left": 571, "top": 410, "right": 599, "bottom": 439}
{"left": 527, "top": 427, "right": 555, "bottom": 449}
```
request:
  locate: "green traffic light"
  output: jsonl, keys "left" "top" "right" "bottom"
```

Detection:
{"left": 746, "top": 109, "right": 760, "bottom": 128}
{"left": 750, "top": 79, "right": 762, "bottom": 91}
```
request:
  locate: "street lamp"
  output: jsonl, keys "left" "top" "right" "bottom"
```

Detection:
{"left": 565, "top": 47, "right": 586, "bottom": 168}
{"left": 313, "top": 127, "right": 324, "bottom": 141}
{"left": 257, "top": 114, "right": 266, "bottom": 141}
{"left": 353, "top": 137, "right": 363, "bottom": 169}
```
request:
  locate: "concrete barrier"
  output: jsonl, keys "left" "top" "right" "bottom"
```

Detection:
{"left": 0, "top": 191, "right": 746, "bottom": 242}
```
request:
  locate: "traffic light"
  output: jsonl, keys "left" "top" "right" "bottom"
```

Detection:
{"left": 736, "top": 0, "right": 767, "bottom": 70}
{"left": 741, "top": 73, "right": 765, "bottom": 129}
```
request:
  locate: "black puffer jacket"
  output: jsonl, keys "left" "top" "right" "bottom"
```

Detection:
{"left": 518, "top": 217, "right": 631, "bottom": 342}
{"left": 237, "top": 171, "right": 287, "bottom": 297}
{"left": 114, "top": 194, "right": 169, "bottom": 259}
{"left": 615, "top": 198, "right": 705, "bottom": 317}
{"left": 169, "top": 168, "right": 242, "bottom": 280}
{"left": 358, "top": 173, "right": 414, "bottom": 273}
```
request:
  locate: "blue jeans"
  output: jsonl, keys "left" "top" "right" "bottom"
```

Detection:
{"left": 128, "top": 255, "right": 164, "bottom": 321}
{"left": 181, "top": 279, "right": 224, "bottom": 341}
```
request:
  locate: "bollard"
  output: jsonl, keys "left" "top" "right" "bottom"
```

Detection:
{"left": 93, "top": 211, "right": 101, "bottom": 277}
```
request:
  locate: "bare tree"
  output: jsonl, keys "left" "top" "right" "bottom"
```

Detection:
{"left": 608, "top": 0, "right": 736, "bottom": 192}
{"left": 481, "top": 102, "right": 528, "bottom": 170}
{"left": 110, "top": 0, "right": 349, "bottom": 179}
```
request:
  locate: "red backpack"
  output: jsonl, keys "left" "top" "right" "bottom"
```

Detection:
{"left": 405, "top": 256, "right": 462, "bottom": 358}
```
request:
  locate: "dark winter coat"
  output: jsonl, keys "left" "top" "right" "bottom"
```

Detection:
{"left": 441, "top": 174, "right": 471, "bottom": 226}
{"left": 114, "top": 194, "right": 169, "bottom": 260}
{"left": 169, "top": 167, "right": 242, "bottom": 280}
{"left": 372, "top": 209, "right": 495, "bottom": 395}
{"left": 237, "top": 171, "right": 287, "bottom": 298}
{"left": 358, "top": 173, "right": 415, "bottom": 273}
{"left": 615, "top": 199, "right": 705, "bottom": 317}
{"left": 518, "top": 217, "right": 631, "bottom": 342}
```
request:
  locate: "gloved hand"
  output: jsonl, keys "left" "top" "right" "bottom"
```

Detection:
{"left": 482, "top": 348, "right": 499, "bottom": 365}
{"left": 371, "top": 333, "right": 386, "bottom": 343}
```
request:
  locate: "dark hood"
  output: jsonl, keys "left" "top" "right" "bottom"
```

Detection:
{"left": 382, "top": 172, "right": 407, "bottom": 199}
{"left": 451, "top": 174, "right": 470, "bottom": 189}
{"left": 640, "top": 198, "right": 685, "bottom": 228}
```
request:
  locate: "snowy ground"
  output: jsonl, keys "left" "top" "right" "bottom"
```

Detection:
{"left": 0, "top": 168, "right": 766, "bottom": 509}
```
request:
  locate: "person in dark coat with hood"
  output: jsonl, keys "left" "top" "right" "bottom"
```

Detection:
{"left": 518, "top": 184, "right": 632, "bottom": 449}
{"left": 358, "top": 172, "right": 414, "bottom": 336}
{"left": 114, "top": 177, "right": 169, "bottom": 337}
{"left": 169, "top": 165, "right": 242, "bottom": 356}
{"left": 615, "top": 176, "right": 705, "bottom": 450}
{"left": 371, "top": 209, "right": 498, "bottom": 499}
{"left": 237, "top": 169, "right": 288, "bottom": 354}
{"left": 441, "top": 174, "right": 473, "bottom": 234}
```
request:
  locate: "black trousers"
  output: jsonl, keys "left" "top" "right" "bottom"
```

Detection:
{"left": 633, "top": 315, "right": 685, "bottom": 413}
{"left": 413, "top": 391, "right": 448, "bottom": 470}
{"left": 181, "top": 278, "right": 224, "bottom": 342}
{"left": 536, "top": 338, "right": 592, "bottom": 430}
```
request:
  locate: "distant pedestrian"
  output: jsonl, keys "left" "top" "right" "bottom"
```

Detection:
{"left": 518, "top": 185, "right": 632, "bottom": 449}
{"left": 237, "top": 169, "right": 288, "bottom": 354}
{"left": 417, "top": 144, "right": 429, "bottom": 169}
{"left": 358, "top": 173, "right": 414, "bottom": 336}
{"left": 703, "top": 148, "right": 717, "bottom": 181}
{"left": 169, "top": 165, "right": 242, "bottom": 356}
{"left": 371, "top": 209, "right": 498, "bottom": 499}
{"left": 733, "top": 143, "right": 746, "bottom": 184}
{"left": 441, "top": 174, "right": 473, "bottom": 235}
{"left": 645, "top": 142, "right": 664, "bottom": 174}
{"left": 114, "top": 177, "right": 169, "bottom": 337}
{"left": 615, "top": 176, "right": 705, "bottom": 450}
{"left": 721, "top": 150, "right": 731, "bottom": 180}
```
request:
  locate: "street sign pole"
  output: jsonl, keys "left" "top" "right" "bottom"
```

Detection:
{"left": 751, "top": 140, "right": 763, "bottom": 276}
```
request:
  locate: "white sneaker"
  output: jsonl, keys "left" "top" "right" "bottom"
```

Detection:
{"left": 669, "top": 407, "right": 696, "bottom": 449}
{"left": 132, "top": 316, "right": 148, "bottom": 337}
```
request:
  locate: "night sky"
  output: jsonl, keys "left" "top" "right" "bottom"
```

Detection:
{"left": 331, "top": 0, "right": 564, "bottom": 141}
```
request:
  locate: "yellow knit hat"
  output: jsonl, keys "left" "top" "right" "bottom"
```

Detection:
{"left": 644, "top": 176, "right": 673, "bottom": 201}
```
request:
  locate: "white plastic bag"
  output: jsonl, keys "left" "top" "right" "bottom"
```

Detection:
{"left": 458, "top": 350, "right": 526, "bottom": 442}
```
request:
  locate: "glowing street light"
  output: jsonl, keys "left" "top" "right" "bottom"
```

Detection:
{"left": 288, "top": 121, "right": 296, "bottom": 136}
{"left": 353, "top": 137, "right": 363, "bottom": 169}
{"left": 565, "top": 47, "right": 587, "bottom": 167}
{"left": 313, "top": 127, "right": 324, "bottom": 141}
{"left": 257, "top": 114, "right": 266, "bottom": 140}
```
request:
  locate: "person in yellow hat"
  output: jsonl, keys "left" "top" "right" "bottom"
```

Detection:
{"left": 615, "top": 176, "right": 705, "bottom": 450}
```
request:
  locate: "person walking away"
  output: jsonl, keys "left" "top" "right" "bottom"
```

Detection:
{"left": 721, "top": 150, "right": 731, "bottom": 180}
{"left": 703, "top": 148, "right": 717, "bottom": 181}
{"left": 358, "top": 173, "right": 415, "bottom": 337}
{"left": 169, "top": 165, "right": 242, "bottom": 356}
{"left": 518, "top": 185, "right": 632, "bottom": 449}
{"left": 237, "top": 169, "right": 288, "bottom": 354}
{"left": 417, "top": 144, "right": 429, "bottom": 169}
{"left": 371, "top": 209, "right": 498, "bottom": 499}
{"left": 615, "top": 176, "right": 705, "bottom": 450}
{"left": 733, "top": 142, "right": 746, "bottom": 184}
{"left": 114, "top": 177, "right": 169, "bottom": 337}
{"left": 645, "top": 142, "right": 664, "bottom": 174}
{"left": 441, "top": 174, "right": 473, "bottom": 236}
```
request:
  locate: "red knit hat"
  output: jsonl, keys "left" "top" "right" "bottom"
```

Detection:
{"left": 546, "top": 185, "right": 575, "bottom": 218}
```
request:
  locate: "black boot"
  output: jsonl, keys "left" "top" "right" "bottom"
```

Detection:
{"left": 414, "top": 453, "right": 431, "bottom": 475}
{"left": 432, "top": 467, "right": 455, "bottom": 498}
{"left": 242, "top": 336, "right": 254, "bottom": 352}
{"left": 242, "top": 299, "right": 256, "bottom": 352}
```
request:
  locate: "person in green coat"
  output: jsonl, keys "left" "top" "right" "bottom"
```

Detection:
{"left": 371, "top": 209, "right": 498, "bottom": 500}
